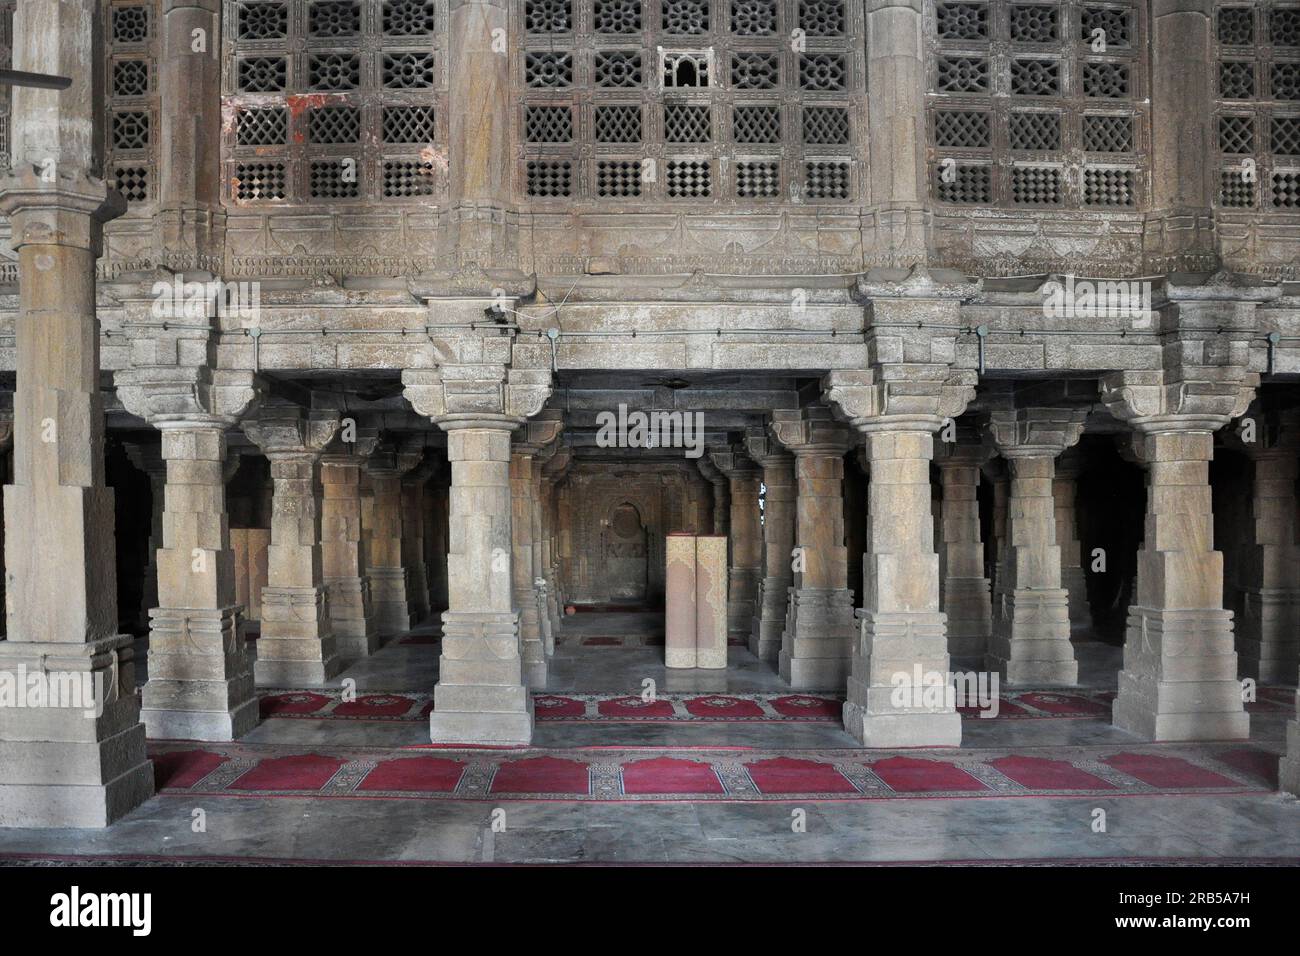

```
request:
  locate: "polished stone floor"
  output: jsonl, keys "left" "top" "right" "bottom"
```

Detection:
{"left": 2, "top": 614, "right": 1298, "bottom": 865}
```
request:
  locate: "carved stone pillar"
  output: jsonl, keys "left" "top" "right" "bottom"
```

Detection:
{"left": 823, "top": 360, "right": 977, "bottom": 748}
{"left": 124, "top": 441, "right": 168, "bottom": 633}
{"left": 512, "top": 411, "right": 564, "bottom": 686}
{"left": 708, "top": 446, "right": 763, "bottom": 639}
{"left": 935, "top": 438, "right": 992, "bottom": 670}
{"left": 1232, "top": 413, "right": 1300, "bottom": 683}
{"left": 404, "top": 365, "right": 553, "bottom": 745}
{"left": 243, "top": 407, "right": 341, "bottom": 685}
{"left": 540, "top": 446, "right": 572, "bottom": 640}
{"left": 1101, "top": 367, "right": 1257, "bottom": 741}
{"left": 321, "top": 429, "right": 380, "bottom": 659}
{"left": 363, "top": 442, "right": 422, "bottom": 636}
{"left": 1054, "top": 449, "right": 1091, "bottom": 630}
{"left": 0, "top": 0, "right": 154, "bottom": 825}
{"left": 427, "top": 463, "right": 450, "bottom": 619}
{"left": 745, "top": 425, "right": 796, "bottom": 663}
{"left": 986, "top": 408, "right": 1088, "bottom": 686}
{"left": 770, "top": 408, "right": 856, "bottom": 688}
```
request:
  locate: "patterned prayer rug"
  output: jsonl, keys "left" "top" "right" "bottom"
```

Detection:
{"left": 149, "top": 741, "right": 1279, "bottom": 803}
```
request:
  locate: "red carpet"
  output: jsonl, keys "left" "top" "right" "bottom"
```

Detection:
{"left": 150, "top": 742, "right": 1275, "bottom": 802}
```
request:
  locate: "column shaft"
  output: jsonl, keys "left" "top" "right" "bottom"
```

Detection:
{"left": 1237, "top": 450, "right": 1300, "bottom": 682}
{"left": 365, "top": 472, "right": 413, "bottom": 635}
{"left": 431, "top": 425, "right": 531, "bottom": 744}
{"left": 847, "top": 427, "right": 960, "bottom": 747}
{"left": 938, "top": 458, "right": 992, "bottom": 669}
{"left": 321, "top": 459, "right": 378, "bottom": 658}
{"left": 142, "top": 425, "right": 258, "bottom": 740}
{"left": 752, "top": 455, "right": 795, "bottom": 663}
{"left": 1114, "top": 430, "right": 1248, "bottom": 741}
{"left": 511, "top": 450, "right": 547, "bottom": 686}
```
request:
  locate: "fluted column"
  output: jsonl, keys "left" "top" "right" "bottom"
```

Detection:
{"left": 244, "top": 408, "right": 342, "bottom": 685}
{"left": 708, "top": 445, "right": 763, "bottom": 639}
{"left": 936, "top": 438, "right": 992, "bottom": 669}
{"left": 770, "top": 408, "right": 856, "bottom": 688}
{"left": 986, "top": 408, "right": 1088, "bottom": 686}
{"left": 745, "top": 424, "right": 796, "bottom": 663}
{"left": 321, "top": 429, "right": 381, "bottom": 659}
{"left": 0, "top": 0, "right": 153, "bottom": 825}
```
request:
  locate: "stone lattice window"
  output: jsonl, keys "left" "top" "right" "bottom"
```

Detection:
{"left": 515, "top": 0, "right": 865, "bottom": 202}
{"left": 105, "top": 2, "right": 158, "bottom": 209}
{"left": 1214, "top": 3, "right": 1300, "bottom": 210}
{"left": 927, "top": 0, "right": 1147, "bottom": 208}
{"left": 223, "top": 0, "right": 448, "bottom": 205}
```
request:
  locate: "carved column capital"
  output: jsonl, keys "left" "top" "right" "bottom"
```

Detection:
{"left": 514, "top": 409, "right": 565, "bottom": 456}
{"left": 822, "top": 366, "right": 977, "bottom": 434}
{"left": 769, "top": 406, "right": 852, "bottom": 457}
{"left": 321, "top": 426, "right": 381, "bottom": 466}
{"left": 744, "top": 421, "right": 796, "bottom": 467}
{"left": 402, "top": 366, "right": 553, "bottom": 430}
{"left": 986, "top": 407, "right": 1089, "bottom": 459}
{"left": 243, "top": 407, "right": 341, "bottom": 461}
{"left": 115, "top": 367, "right": 263, "bottom": 429}
{"left": 1099, "top": 368, "right": 1258, "bottom": 435}
{"left": 707, "top": 444, "right": 762, "bottom": 479}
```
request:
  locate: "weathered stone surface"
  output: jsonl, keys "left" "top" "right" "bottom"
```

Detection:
{"left": 665, "top": 534, "right": 697, "bottom": 669}
{"left": 695, "top": 535, "right": 729, "bottom": 669}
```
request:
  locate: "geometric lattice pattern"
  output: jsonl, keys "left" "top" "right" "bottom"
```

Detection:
{"left": 1219, "top": 115, "right": 1256, "bottom": 154}
{"left": 929, "top": 0, "right": 1144, "bottom": 208}
{"left": 936, "top": 164, "right": 992, "bottom": 203}
{"left": 1082, "top": 114, "right": 1133, "bottom": 152}
{"left": 1219, "top": 7, "right": 1255, "bottom": 45}
{"left": 225, "top": 0, "right": 447, "bottom": 204}
{"left": 934, "top": 110, "right": 990, "bottom": 149}
{"left": 112, "top": 111, "right": 150, "bottom": 151}
{"left": 736, "top": 160, "right": 780, "bottom": 197}
{"left": 382, "top": 160, "right": 437, "bottom": 197}
{"left": 239, "top": 108, "right": 289, "bottom": 147}
{"left": 1009, "top": 112, "right": 1061, "bottom": 150}
{"left": 1272, "top": 170, "right": 1300, "bottom": 207}
{"left": 310, "top": 107, "right": 361, "bottom": 144}
{"left": 1274, "top": 116, "right": 1300, "bottom": 155}
{"left": 113, "top": 166, "right": 149, "bottom": 203}
{"left": 1011, "top": 165, "right": 1063, "bottom": 204}
{"left": 666, "top": 160, "right": 712, "bottom": 197}
{"left": 1220, "top": 168, "right": 1256, "bottom": 207}
{"left": 234, "top": 161, "right": 288, "bottom": 201}
{"left": 113, "top": 59, "right": 150, "bottom": 97}
{"left": 113, "top": 5, "right": 150, "bottom": 44}
{"left": 1083, "top": 167, "right": 1135, "bottom": 206}
{"left": 596, "top": 160, "right": 643, "bottom": 197}
{"left": 805, "top": 160, "right": 849, "bottom": 199}
{"left": 517, "top": 0, "right": 860, "bottom": 203}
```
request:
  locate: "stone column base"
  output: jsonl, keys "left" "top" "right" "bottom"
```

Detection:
{"left": 750, "top": 575, "right": 791, "bottom": 663}
{"left": 988, "top": 589, "right": 1078, "bottom": 686}
{"left": 254, "top": 586, "right": 342, "bottom": 686}
{"left": 430, "top": 610, "right": 533, "bottom": 745}
{"left": 779, "top": 587, "right": 855, "bottom": 689}
{"left": 370, "top": 566, "right": 412, "bottom": 635}
{"left": 942, "top": 575, "right": 992, "bottom": 669}
{"left": 0, "top": 636, "right": 155, "bottom": 828}
{"left": 327, "top": 576, "right": 379, "bottom": 659}
{"left": 141, "top": 605, "right": 260, "bottom": 741}
{"left": 1236, "top": 588, "right": 1300, "bottom": 684}
{"left": 1112, "top": 607, "right": 1249, "bottom": 742}
{"left": 845, "top": 609, "right": 961, "bottom": 748}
